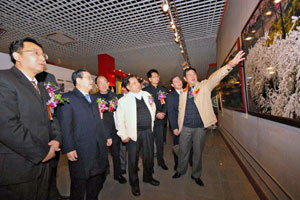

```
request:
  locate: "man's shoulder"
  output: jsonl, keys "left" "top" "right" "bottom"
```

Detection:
{"left": 0, "top": 67, "right": 15, "bottom": 80}
{"left": 167, "top": 90, "right": 176, "bottom": 98}
{"left": 108, "top": 91, "right": 117, "bottom": 98}
{"left": 118, "top": 93, "right": 132, "bottom": 103}
{"left": 143, "top": 86, "right": 151, "bottom": 92}
{"left": 62, "top": 91, "right": 74, "bottom": 98}
{"left": 158, "top": 85, "right": 167, "bottom": 92}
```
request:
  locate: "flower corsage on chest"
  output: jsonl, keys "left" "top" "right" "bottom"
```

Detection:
{"left": 157, "top": 90, "right": 167, "bottom": 104}
{"left": 188, "top": 87, "right": 200, "bottom": 98}
{"left": 44, "top": 82, "right": 69, "bottom": 120}
{"left": 148, "top": 95, "right": 154, "bottom": 105}
{"left": 96, "top": 97, "right": 118, "bottom": 119}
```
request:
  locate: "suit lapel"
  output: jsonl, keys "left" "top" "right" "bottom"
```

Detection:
{"left": 11, "top": 67, "right": 43, "bottom": 104}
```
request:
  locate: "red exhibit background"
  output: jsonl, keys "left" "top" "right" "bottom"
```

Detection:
{"left": 98, "top": 53, "right": 128, "bottom": 86}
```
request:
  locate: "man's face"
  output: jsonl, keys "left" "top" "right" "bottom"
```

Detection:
{"left": 149, "top": 72, "right": 160, "bottom": 85}
{"left": 127, "top": 77, "right": 141, "bottom": 93}
{"left": 171, "top": 76, "right": 183, "bottom": 90}
{"left": 96, "top": 76, "right": 109, "bottom": 93}
{"left": 77, "top": 71, "right": 93, "bottom": 91}
{"left": 184, "top": 69, "right": 198, "bottom": 86}
{"left": 14, "top": 42, "right": 46, "bottom": 75}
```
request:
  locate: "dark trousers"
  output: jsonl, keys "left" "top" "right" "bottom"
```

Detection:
{"left": 110, "top": 131, "right": 122, "bottom": 178}
{"left": 154, "top": 122, "right": 165, "bottom": 165}
{"left": 70, "top": 173, "right": 106, "bottom": 200}
{"left": 163, "top": 121, "right": 167, "bottom": 142}
{"left": 0, "top": 163, "right": 51, "bottom": 200}
{"left": 48, "top": 152, "right": 61, "bottom": 200}
{"left": 48, "top": 165, "right": 60, "bottom": 200}
{"left": 127, "top": 129, "right": 154, "bottom": 186}
{"left": 120, "top": 142, "right": 127, "bottom": 171}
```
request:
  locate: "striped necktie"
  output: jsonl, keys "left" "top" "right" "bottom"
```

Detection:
{"left": 31, "top": 81, "right": 40, "bottom": 95}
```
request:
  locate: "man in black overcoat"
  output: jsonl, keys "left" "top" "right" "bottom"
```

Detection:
{"left": 143, "top": 69, "right": 168, "bottom": 170}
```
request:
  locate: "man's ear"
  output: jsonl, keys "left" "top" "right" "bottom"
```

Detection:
{"left": 183, "top": 77, "right": 187, "bottom": 82}
{"left": 12, "top": 52, "right": 20, "bottom": 62}
{"left": 171, "top": 83, "right": 174, "bottom": 88}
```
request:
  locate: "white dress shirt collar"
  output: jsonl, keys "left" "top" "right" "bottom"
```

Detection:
{"left": 129, "top": 91, "right": 143, "bottom": 100}
{"left": 176, "top": 89, "right": 182, "bottom": 95}
{"left": 21, "top": 71, "right": 38, "bottom": 85}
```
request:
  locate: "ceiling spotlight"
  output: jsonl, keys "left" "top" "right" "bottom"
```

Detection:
{"left": 251, "top": 30, "right": 256, "bottom": 33}
{"left": 175, "top": 37, "right": 179, "bottom": 43}
{"left": 179, "top": 44, "right": 183, "bottom": 49}
{"left": 274, "top": 0, "right": 281, "bottom": 3}
{"left": 171, "top": 24, "right": 176, "bottom": 30}
{"left": 162, "top": 0, "right": 169, "bottom": 13}
{"left": 181, "top": 49, "right": 184, "bottom": 54}
{"left": 174, "top": 32, "right": 178, "bottom": 38}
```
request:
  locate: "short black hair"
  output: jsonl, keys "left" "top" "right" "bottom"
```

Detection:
{"left": 183, "top": 67, "right": 197, "bottom": 77}
{"left": 121, "top": 79, "right": 127, "bottom": 88}
{"left": 147, "top": 69, "right": 159, "bottom": 79}
{"left": 71, "top": 69, "right": 88, "bottom": 86}
{"left": 9, "top": 37, "right": 43, "bottom": 64}
{"left": 95, "top": 75, "right": 109, "bottom": 84}
{"left": 123, "top": 75, "right": 137, "bottom": 90}
{"left": 170, "top": 75, "right": 180, "bottom": 84}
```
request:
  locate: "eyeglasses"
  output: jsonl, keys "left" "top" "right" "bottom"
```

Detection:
{"left": 18, "top": 49, "right": 48, "bottom": 60}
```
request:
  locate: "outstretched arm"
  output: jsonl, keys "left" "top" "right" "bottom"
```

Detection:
{"left": 207, "top": 51, "right": 245, "bottom": 91}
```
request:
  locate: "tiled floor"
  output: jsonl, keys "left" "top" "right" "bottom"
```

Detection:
{"left": 56, "top": 129, "right": 259, "bottom": 200}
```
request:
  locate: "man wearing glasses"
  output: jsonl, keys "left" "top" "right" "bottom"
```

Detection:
{"left": 143, "top": 69, "right": 168, "bottom": 170}
{"left": 0, "top": 38, "right": 61, "bottom": 200}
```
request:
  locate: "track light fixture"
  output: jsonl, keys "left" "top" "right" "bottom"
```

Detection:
{"left": 161, "top": 0, "right": 190, "bottom": 68}
{"left": 162, "top": 0, "right": 169, "bottom": 12}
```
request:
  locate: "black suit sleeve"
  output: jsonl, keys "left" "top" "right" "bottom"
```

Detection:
{"left": 39, "top": 83, "right": 62, "bottom": 143}
{"left": 57, "top": 96, "right": 76, "bottom": 154}
{"left": 167, "top": 93, "right": 179, "bottom": 130}
{"left": 0, "top": 79, "right": 49, "bottom": 164}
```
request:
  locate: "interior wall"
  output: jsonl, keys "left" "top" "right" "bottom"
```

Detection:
{"left": 0, "top": 52, "right": 75, "bottom": 92}
{"left": 217, "top": 0, "right": 300, "bottom": 199}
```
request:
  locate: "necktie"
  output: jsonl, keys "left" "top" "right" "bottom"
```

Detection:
{"left": 31, "top": 81, "right": 40, "bottom": 95}
{"left": 85, "top": 94, "right": 91, "bottom": 103}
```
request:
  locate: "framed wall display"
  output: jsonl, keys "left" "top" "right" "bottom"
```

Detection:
{"left": 241, "top": 0, "right": 300, "bottom": 127}
{"left": 216, "top": 93, "right": 223, "bottom": 114}
{"left": 218, "top": 38, "right": 246, "bottom": 112}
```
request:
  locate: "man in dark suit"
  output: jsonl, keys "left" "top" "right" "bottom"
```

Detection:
{"left": 58, "top": 69, "right": 112, "bottom": 200}
{"left": 95, "top": 76, "right": 126, "bottom": 184}
{"left": 167, "top": 75, "right": 183, "bottom": 171}
{"left": 143, "top": 69, "right": 168, "bottom": 170}
{"left": 0, "top": 38, "right": 61, "bottom": 200}
{"left": 167, "top": 75, "right": 193, "bottom": 171}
